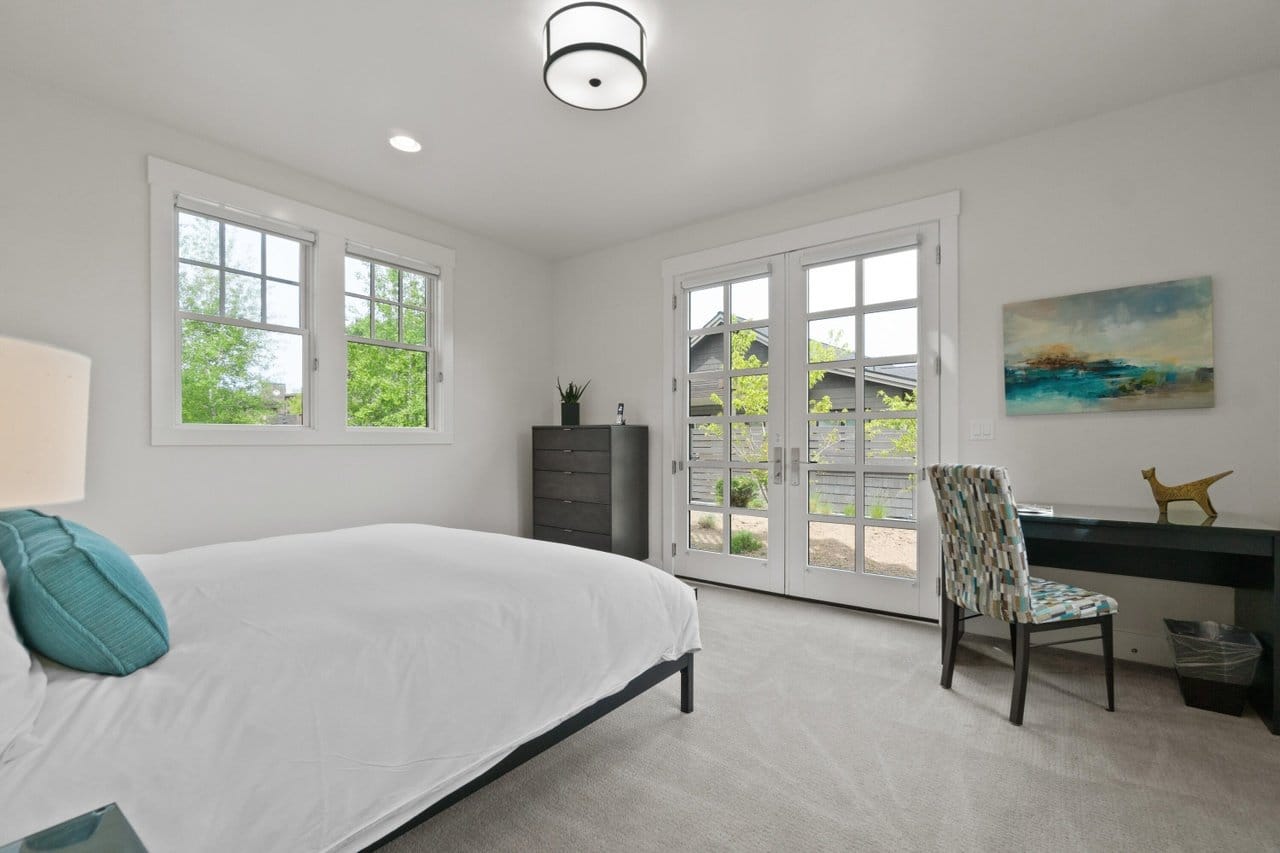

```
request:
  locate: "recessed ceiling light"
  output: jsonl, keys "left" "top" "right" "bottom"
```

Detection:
{"left": 388, "top": 135, "right": 422, "bottom": 153}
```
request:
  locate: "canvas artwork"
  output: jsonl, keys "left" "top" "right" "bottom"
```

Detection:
{"left": 1003, "top": 277, "right": 1214, "bottom": 415}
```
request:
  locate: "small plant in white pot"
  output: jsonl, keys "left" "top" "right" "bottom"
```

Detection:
{"left": 557, "top": 378, "right": 590, "bottom": 426}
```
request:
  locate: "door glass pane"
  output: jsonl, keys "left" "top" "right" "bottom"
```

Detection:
{"left": 809, "top": 418, "right": 858, "bottom": 464}
{"left": 689, "top": 285, "right": 723, "bottom": 330}
{"left": 725, "top": 469, "right": 767, "bottom": 509}
{"left": 864, "top": 363, "right": 917, "bottom": 411}
{"left": 730, "top": 277, "right": 769, "bottom": 322}
{"left": 809, "top": 365, "right": 856, "bottom": 414}
{"left": 731, "top": 374, "right": 768, "bottom": 415}
{"left": 729, "top": 327, "right": 768, "bottom": 368}
{"left": 730, "top": 514, "right": 768, "bottom": 558}
{"left": 689, "top": 423, "right": 724, "bottom": 462}
{"left": 863, "top": 249, "right": 917, "bottom": 304}
{"left": 689, "top": 511, "right": 723, "bottom": 553}
{"left": 808, "top": 316, "right": 856, "bottom": 362}
{"left": 689, "top": 468, "right": 721, "bottom": 506}
{"left": 864, "top": 418, "right": 917, "bottom": 465}
{"left": 866, "top": 526, "right": 917, "bottom": 578}
{"left": 809, "top": 521, "right": 856, "bottom": 570}
{"left": 864, "top": 307, "right": 917, "bottom": 358}
{"left": 864, "top": 473, "right": 916, "bottom": 521}
{"left": 689, "top": 332, "right": 724, "bottom": 373}
{"left": 689, "top": 375, "right": 725, "bottom": 417}
{"left": 807, "top": 259, "right": 856, "bottom": 312}
{"left": 729, "top": 421, "right": 767, "bottom": 463}
{"left": 808, "top": 471, "right": 857, "bottom": 518}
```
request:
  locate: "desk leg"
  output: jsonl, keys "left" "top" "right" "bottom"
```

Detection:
{"left": 1236, "top": 540, "right": 1279, "bottom": 735}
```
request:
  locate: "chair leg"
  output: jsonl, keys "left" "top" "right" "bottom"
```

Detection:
{"left": 1009, "top": 623, "right": 1031, "bottom": 725}
{"left": 1101, "top": 614, "right": 1116, "bottom": 712}
{"left": 1009, "top": 622, "right": 1018, "bottom": 667}
{"left": 941, "top": 600, "right": 960, "bottom": 689}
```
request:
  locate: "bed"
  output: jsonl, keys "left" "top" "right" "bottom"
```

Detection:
{"left": 0, "top": 523, "right": 701, "bottom": 851}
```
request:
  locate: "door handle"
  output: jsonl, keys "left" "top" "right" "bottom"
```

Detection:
{"left": 773, "top": 446, "right": 783, "bottom": 483}
{"left": 790, "top": 447, "right": 800, "bottom": 486}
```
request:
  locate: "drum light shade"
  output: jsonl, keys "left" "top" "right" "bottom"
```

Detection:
{"left": 543, "top": 3, "right": 646, "bottom": 110}
{"left": 0, "top": 337, "right": 91, "bottom": 510}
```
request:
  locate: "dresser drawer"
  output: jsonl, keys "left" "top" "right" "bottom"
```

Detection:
{"left": 533, "top": 428, "right": 610, "bottom": 452}
{"left": 534, "top": 525, "right": 612, "bottom": 552}
{"left": 533, "top": 470, "right": 610, "bottom": 504}
{"left": 533, "top": 498, "right": 611, "bottom": 535}
{"left": 532, "top": 449, "right": 610, "bottom": 473}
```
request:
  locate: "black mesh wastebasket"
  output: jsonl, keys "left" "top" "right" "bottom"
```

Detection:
{"left": 1164, "top": 619, "right": 1262, "bottom": 716}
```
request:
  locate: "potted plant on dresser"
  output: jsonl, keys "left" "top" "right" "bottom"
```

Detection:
{"left": 557, "top": 378, "right": 590, "bottom": 426}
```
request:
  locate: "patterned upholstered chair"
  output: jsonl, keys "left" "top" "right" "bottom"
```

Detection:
{"left": 926, "top": 464, "right": 1117, "bottom": 725}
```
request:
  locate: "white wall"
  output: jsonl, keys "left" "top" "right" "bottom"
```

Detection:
{"left": 0, "top": 70, "right": 555, "bottom": 553}
{"left": 549, "top": 70, "right": 1280, "bottom": 666}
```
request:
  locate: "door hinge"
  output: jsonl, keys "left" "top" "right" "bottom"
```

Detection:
{"left": 312, "top": 357, "right": 319, "bottom": 371}
{"left": 672, "top": 377, "right": 678, "bottom": 392}
{"left": 672, "top": 294, "right": 677, "bottom": 310}
{"left": 934, "top": 355, "right": 942, "bottom": 375}
{"left": 936, "top": 577, "right": 942, "bottom": 596}
{"left": 935, "top": 245, "right": 941, "bottom": 265}
{"left": 672, "top": 542, "right": 677, "bottom": 557}
{"left": 672, "top": 460, "right": 677, "bottom": 474}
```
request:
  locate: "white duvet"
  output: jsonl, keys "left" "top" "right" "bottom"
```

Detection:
{"left": 0, "top": 524, "right": 701, "bottom": 851}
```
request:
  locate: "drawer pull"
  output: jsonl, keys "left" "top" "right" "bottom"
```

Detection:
{"left": 562, "top": 499, "right": 572, "bottom": 504}
{"left": 563, "top": 471, "right": 573, "bottom": 475}
{"left": 562, "top": 449, "right": 573, "bottom": 453}
{"left": 564, "top": 528, "right": 573, "bottom": 533}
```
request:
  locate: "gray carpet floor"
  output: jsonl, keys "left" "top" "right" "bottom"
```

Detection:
{"left": 384, "top": 584, "right": 1280, "bottom": 852}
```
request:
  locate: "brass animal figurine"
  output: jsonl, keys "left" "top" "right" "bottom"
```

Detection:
{"left": 1141, "top": 467, "right": 1232, "bottom": 518}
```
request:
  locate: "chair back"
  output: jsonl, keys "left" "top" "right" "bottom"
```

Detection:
{"left": 926, "top": 464, "right": 1032, "bottom": 623}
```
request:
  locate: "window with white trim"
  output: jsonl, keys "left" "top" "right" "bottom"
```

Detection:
{"left": 149, "top": 156, "right": 455, "bottom": 446}
{"left": 343, "top": 254, "right": 437, "bottom": 428}
{"left": 175, "top": 207, "right": 311, "bottom": 426}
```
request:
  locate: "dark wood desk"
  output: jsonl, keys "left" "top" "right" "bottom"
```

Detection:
{"left": 1017, "top": 504, "right": 1279, "bottom": 734}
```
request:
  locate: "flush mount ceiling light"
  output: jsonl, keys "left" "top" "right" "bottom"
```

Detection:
{"left": 543, "top": 2, "right": 646, "bottom": 111}
{"left": 388, "top": 134, "right": 422, "bottom": 153}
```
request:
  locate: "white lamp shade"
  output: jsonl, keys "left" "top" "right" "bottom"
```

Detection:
{"left": 0, "top": 337, "right": 91, "bottom": 510}
{"left": 544, "top": 3, "right": 646, "bottom": 110}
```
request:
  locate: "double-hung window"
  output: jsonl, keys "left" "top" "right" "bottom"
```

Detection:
{"left": 150, "top": 157, "right": 455, "bottom": 445}
{"left": 175, "top": 205, "right": 311, "bottom": 427}
{"left": 343, "top": 252, "right": 437, "bottom": 428}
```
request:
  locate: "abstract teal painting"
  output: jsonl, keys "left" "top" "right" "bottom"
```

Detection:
{"left": 1003, "top": 277, "right": 1214, "bottom": 415}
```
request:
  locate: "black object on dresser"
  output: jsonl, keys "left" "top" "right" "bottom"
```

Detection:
{"left": 532, "top": 425, "right": 648, "bottom": 560}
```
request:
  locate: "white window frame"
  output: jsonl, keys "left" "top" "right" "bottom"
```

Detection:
{"left": 149, "top": 157, "right": 455, "bottom": 445}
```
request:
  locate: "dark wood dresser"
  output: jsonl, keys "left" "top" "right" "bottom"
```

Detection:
{"left": 532, "top": 425, "right": 648, "bottom": 560}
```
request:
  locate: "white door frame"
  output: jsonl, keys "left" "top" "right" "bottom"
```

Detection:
{"left": 660, "top": 192, "right": 960, "bottom": 621}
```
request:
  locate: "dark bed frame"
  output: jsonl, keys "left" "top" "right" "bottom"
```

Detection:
{"left": 362, "top": 651, "right": 695, "bottom": 850}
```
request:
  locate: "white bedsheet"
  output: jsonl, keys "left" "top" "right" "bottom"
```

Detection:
{"left": 0, "top": 524, "right": 701, "bottom": 851}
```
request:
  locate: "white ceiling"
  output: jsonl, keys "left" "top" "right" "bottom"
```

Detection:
{"left": 1, "top": 1, "right": 1277, "bottom": 259}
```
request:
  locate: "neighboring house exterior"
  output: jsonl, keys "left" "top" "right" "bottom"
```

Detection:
{"left": 687, "top": 323, "right": 917, "bottom": 518}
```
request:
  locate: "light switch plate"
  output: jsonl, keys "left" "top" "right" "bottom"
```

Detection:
{"left": 969, "top": 419, "right": 994, "bottom": 440}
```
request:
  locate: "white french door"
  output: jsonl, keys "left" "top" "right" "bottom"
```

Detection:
{"left": 673, "top": 226, "right": 941, "bottom": 619}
